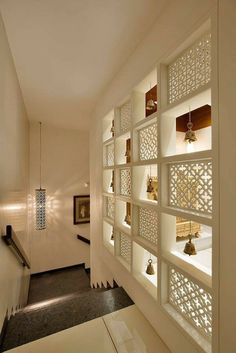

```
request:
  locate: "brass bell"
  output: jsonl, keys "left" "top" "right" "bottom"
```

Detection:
{"left": 110, "top": 119, "right": 115, "bottom": 137}
{"left": 110, "top": 171, "right": 114, "bottom": 192}
{"left": 184, "top": 234, "right": 197, "bottom": 256}
{"left": 146, "top": 259, "right": 155, "bottom": 275}
{"left": 111, "top": 229, "right": 114, "bottom": 241}
{"left": 146, "top": 177, "right": 154, "bottom": 193}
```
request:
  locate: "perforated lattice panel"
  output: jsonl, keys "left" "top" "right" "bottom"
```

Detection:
{"left": 104, "top": 143, "right": 114, "bottom": 167}
{"left": 168, "top": 33, "right": 211, "bottom": 104}
{"left": 138, "top": 123, "right": 158, "bottom": 161}
{"left": 169, "top": 266, "right": 212, "bottom": 337}
{"left": 139, "top": 207, "right": 158, "bottom": 245}
{"left": 169, "top": 160, "right": 212, "bottom": 214}
{"left": 120, "top": 169, "right": 131, "bottom": 197}
{"left": 106, "top": 197, "right": 114, "bottom": 220}
{"left": 120, "top": 101, "right": 131, "bottom": 133}
{"left": 119, "top": 233, "right": 131, "bottom": 264}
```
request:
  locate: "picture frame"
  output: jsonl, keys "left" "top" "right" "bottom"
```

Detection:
{"left": 73, "top": 195, "right": 90, "bottom": 224}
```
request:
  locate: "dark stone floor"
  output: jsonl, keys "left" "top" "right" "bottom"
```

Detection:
{"left": 28, "top": 265, "right": 91, "bottom": 304}
{"left": 2, "top": 265, "right": 133, "bottom": 352}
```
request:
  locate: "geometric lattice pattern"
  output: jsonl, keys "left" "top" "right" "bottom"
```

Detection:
{"left": 119, "top": 232, "right": 131, "bottom": 264}
{"left": 138, "top": 123, "right": 158, "bottom": 161}
{"left": 169, "top": 159, "right": 212, "bottom": 214}
{"left": 139, "top": 207, "right": 158, "bottom": 245}
{"left": 35, "top": 188, "right": 46, "bottom": 230}
{"left": 106, "top": 196, "right": 114, "bottom": 220}
{"left": 169, "top": 266, "right": 212, "bottom": 337}
{"left": 104, "top": 143, "right": 114, "bottom": 167}
{"left": 120, "top": 100, "right": 131, "bottom": 133}
{"left": 120, "top": 168, "right": 131, "bottom": 197}
{"left": 168, "top": 33, "right": 211, "bottom": 104}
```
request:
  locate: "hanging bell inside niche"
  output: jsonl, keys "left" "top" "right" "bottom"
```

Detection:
{"left": 146, "top": 177, "right": 154, "bottom": 193}
{"left": 146, "top": 258, "right": 155, "bottom": 275}
{"left": 110, "top": 171, "right": 114, "bottom": 192}
{"left": 111, "top": 228, "right": 114, "bottom": 241}
{"left": 183, "top": 221, "right": 197, "bottom": 256}
{"left": 110, "top": 119, "right": 115, "bottom": 137}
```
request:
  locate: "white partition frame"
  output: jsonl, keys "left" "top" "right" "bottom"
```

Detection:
{"left": 102, "top": 20, "right": 216, "bottom": 353}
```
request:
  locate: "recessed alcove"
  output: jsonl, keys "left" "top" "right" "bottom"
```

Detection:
{"left": 132, "top": 69, "right": 157, "bottom": 125}
{"left": 115, "top": 132, "right": 131, "bottom": 165}
{"left": 103, "top": 220, "right": 115, "bottom": 255}
{"left": 161, "top": 213, "right": 212, "bottom": 276}
{"left": 161, "top": 89, "right": 211, "bottom": 157}
{"left": 103, "top": 110, "right": 115, "bottom": 142}
{"left": 133, "top": 241, "right": 157, "bottom": 299}
{"left": 132, "top": 164, "right": 158, "bottom": 204}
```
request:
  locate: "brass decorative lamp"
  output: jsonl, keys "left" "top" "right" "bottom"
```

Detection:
{"left": 184, "top": 107, "right": 197, "bottom": 144}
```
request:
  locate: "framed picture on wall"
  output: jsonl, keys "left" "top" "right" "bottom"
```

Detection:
{"left": 73, "top": 195, "right": 90, "bottom": 224}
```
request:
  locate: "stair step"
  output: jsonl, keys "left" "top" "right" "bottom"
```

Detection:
{"left": 2, "top": 287, "right": 133, "bottom": 351}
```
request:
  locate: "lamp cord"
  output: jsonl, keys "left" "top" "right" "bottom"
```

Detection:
{"left": 39, "top": 121, "right": 42, "bottom": 189}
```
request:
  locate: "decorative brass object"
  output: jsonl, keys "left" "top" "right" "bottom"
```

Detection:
{"left": 146, "top": 84, "right": 157, "bottom": 114}
{"left": 125, "top": 138, "right": 131, "bottom": 163}
{"left": 184, "top": 235, "right": 197, "bottom": 256}
{"left": 110, "top": 170, "right": 114, "bottom": 192}
{"left": 111, "top": 228, "right": 114, "bottom": 241}
{"left": 146, "top": 175, "right": 158, "bottom": 201}
{"left": 146, "top": 177, "right": 154, "bottom": 193}
{"left": 146, "top": 98, "right": 156, "bottom": 111}
{"left": 146, "top": 259, "right": 155, "bottom": 275}
{"left": 184, "top": 108, "right": 197, "bottom": 144}
{"left": 124, "top": 202, "right": 131, "bottom": 226}
{"left": 183, "top": 221, "right": 197, "bottom": 256}
{"left": 110, "top": 119, "right": 115, "bottom": 137}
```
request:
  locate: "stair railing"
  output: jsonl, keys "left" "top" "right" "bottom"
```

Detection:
{"left": 2, "top": 225, "right": 30, "bottom": 269}
{"left": 77, "top": 234, "right": 90, "bottom": 245}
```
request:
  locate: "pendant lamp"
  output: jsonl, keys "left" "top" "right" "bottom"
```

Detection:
{"left": 35, "top": 122, "right": 46, "bottom": 230}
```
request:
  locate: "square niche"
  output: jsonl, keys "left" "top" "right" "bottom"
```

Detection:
{"left": 133, "top": 164, "right": 158, "bottom": 204}
{"left": 115, "top": 132, "right": 131, "bottom": 165}
{"left": 133, "top": 241, "right": 157, "bottom": 299}
{"left": 115, "top": 199, "right": 131, "bottom": 235}
{"left": 161, "top": 213, "right": 212, "bottom": 276}
{"left": 161, "top": 90, "right": 211, "bottom": 157}
{"left": 103, "top": 220, "right": 115, "bottom": 255}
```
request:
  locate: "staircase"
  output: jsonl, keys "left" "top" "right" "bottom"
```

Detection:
{"left": 1, "top": 265, "right": 133, "bottom": 352}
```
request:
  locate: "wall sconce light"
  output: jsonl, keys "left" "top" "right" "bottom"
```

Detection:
{"left": 184, "top": 107, "right": 197, "bottom": 144}
{"left": 35, "top": 122, "right": 46, "bottom": 230}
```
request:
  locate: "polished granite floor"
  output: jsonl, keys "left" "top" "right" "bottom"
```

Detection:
{"left": 5, "top": 306, "right": 171, "bottom": 353}
{"left": 2, "top": 266, "right": 133, "bottom": 351}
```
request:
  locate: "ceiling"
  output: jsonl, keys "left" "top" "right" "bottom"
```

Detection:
{"left": 0, "top": 0, "right": 168, "bottom": 130}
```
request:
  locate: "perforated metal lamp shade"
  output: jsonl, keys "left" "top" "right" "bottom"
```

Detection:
{"left": 35, "top": 188, "right": 46, "bottom": 230}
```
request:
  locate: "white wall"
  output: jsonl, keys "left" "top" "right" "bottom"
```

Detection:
{"left": 30, "top": 123, "right": 90, "bottom": 274}
{"left": 0, "top": 13, "right": 30, "bottom": 329}
{"left": 90, "top": 1, "right": 215, "bottom": 353}
{"left": 218, "top": 1, "right": 236, "bottom": 352}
